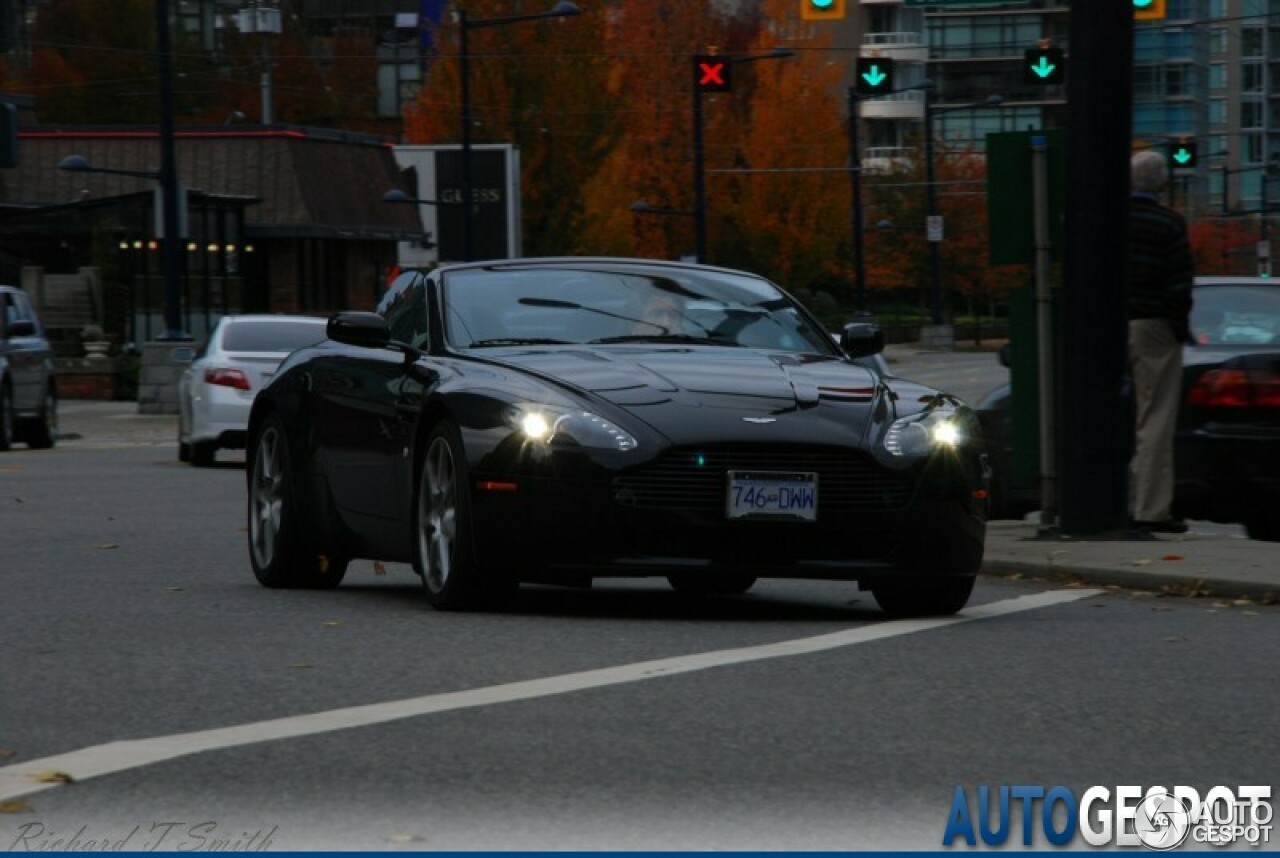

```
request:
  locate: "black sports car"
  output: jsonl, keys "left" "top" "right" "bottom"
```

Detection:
{"left": 246, "top": 258, "right": 989, "bottom": 615}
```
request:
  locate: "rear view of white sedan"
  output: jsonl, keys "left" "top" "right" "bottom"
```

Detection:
{"left": 178, "top": 315, "right": 327, "bottom": 466}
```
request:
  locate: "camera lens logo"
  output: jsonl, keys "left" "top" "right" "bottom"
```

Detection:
{"left": 1135, "top": 790, "right": 1192, "bottom": 850}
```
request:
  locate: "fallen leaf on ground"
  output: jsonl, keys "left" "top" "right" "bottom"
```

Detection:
{"left": 1161, "top": 554, "right": 1184, "bottom": 562}
{"left": 0, "top": 748, "right": 14, "bottom": 759}
{"left": 34, "top": 771, "right": 74, "bottom": 784}
{"left": 14, "top": 497, "right": 24, "bottom": 503}
{"left": 1232, "top": 598, "right": 1254, "bottom": 606}
{"left": 97, "top": 543, "right": 119, "bottom": 550}
{"left": 373, "top": 561, "right": 387, "bottom": 576}
{"left": 322, "top": 621, "right": 342, "bottom": 628}
{"left": 0, "top": 800, "right": 31, "bottom": 813}
{"left": 1132, "top": 558, "right": 1153, "bottom": 566}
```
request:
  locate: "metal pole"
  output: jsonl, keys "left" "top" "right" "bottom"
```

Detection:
{"left": 156, "top": 0, "right": 187, "bottom": 340}
{"left": 260, "top": 31, "right": 273, "bottom": 124}
{"left": 460, "top": 11, "right": 474, "bottom": 262}
{"left": 924, "top": 88, "right": 942, "bottom": 325}
{"left": 848, "top": 88, "right": 867, "bottom": 312}
{"left": 693, "top": 80, "right": 706, "bottom": 264}
{"left": 1032, "top": 134, "right": 1057, "bottom": 529}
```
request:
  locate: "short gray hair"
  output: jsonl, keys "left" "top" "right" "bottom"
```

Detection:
{"left": 1131, "top": 149, "right": 1168, "bottom": 194}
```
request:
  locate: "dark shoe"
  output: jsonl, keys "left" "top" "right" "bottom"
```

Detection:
{"left": 1132, "top": 518, "right": 1189, "bottom": 534}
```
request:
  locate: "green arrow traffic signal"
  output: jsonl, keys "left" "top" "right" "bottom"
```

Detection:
{"left": 854, "top": 57, "right": 894, "bottom": 96}
{"left": 1023, "top": 47, "right": 1065, "bottom": 86}
{"left": 1168, "top": 139, "right": 1198, "bottom": 168}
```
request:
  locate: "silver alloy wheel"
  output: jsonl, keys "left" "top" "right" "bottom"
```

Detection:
{"left": 418, "top": 436, "right": 457, "bottom": 594}
{"left": 250, "top": 426, "right": 285, "bottom": 569}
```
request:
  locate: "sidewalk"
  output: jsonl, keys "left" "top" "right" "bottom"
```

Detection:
{"left": 49, "top": 400, "right": 1280, "bottom": 602}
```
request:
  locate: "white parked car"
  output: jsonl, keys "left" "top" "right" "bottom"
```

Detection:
{"left": 178, "top": 315, "right": 327, "bottom": 466}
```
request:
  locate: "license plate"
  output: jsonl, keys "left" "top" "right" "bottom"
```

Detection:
{"left": 726, "top": 471, "right": 818, "bottom": 522}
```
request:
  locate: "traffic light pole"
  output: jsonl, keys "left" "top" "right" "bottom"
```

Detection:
{"left": 847, "top": 88, "right": 867, "bottom": 311}
{"left": 1057, "top": 0, "right": 1134, "bottom": 536}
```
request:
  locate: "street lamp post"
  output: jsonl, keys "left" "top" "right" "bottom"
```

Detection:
{"left": 457, "top": 2, "right": 580, "bottom": 263}
{"left": 692, "top": 48, "right": 793, "bottom": 264}
{"left": 922, "top": 87, "right": 1003, "bottom": 330}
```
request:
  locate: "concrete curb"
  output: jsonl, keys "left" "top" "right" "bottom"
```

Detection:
{"left": 980, "top": 559, "right": 1279, "bottom": 602}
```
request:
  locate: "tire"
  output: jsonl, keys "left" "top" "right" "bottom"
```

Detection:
{"left": 871, "top": 576, "right": 975, "bottom": 618}
{"left": 414, "top": 421, "right": 488, "bottom": 610}
{"left": 247, "top": 413, "right": 347, "bottom": 589}
{"left": 1244, "top": 509, "right": 1280, "bottom": 542}
{"left": 0, "top": 383, "right": 14, "bottom": 452}
{"left": 667, "top": 573, "right": 757, "bottom": 595}
{"left": 177, "top": 411, "right": 191, "bottom": 462}
{"left": 25, "top": 383, "right": 58, "bottom": 449}
{"left": 190, "top": 439, "right": 217, "bottom": 467}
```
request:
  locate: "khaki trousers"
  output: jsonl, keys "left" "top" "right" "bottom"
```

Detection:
{"left": 1128, "top": 319, "right": 1182, "bottom": 522}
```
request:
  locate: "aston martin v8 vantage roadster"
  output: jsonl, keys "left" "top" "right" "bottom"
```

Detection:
{"left": 246, "top": 258, "right": 988, "bottom": 616}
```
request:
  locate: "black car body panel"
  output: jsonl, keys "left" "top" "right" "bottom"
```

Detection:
{"left": 248, "top": 258, "right": 988, "bottom": 604}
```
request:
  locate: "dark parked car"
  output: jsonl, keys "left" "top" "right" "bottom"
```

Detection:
{"left": 245, "top": 258, "right": 989, "bottom": 616}
{"left": 977, "top": 276, "right": 1280, "bottom": 540}
{"left": 0, "top": 285, "right": 57, "bottom": 451}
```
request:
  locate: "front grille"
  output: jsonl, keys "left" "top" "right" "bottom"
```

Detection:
{"left": 612, "top": 444, "right": 912, "bottom": 512}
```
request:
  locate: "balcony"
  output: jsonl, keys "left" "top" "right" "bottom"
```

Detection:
{"left": 861, "top": 31, "right": 928, "bottom": 63}
{"left": 862, "top": 146, "right": 916, "bottom": 175}
{"left": 859, "top": 89, "right": 926, "bottom": 121}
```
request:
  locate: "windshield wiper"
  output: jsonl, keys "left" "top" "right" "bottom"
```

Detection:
{"left": 467, "top": 337, "right": 573, "bottom": 347}
{"left": 589, "top": 334, "right": 741, "bottom": 346}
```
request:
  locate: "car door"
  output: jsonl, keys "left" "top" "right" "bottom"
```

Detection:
{"left": 1, "top": 290, "right": 47, "bottom": 414}
{"left": 312, "top": 272, "right": 427, "bottom": 552}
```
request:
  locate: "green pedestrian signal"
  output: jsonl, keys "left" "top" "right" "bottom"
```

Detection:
{"left": 855, "top": 57, "right": 895, "bottom": 96}
{"left": 1169, "top": 138, "right": 1198, "bottom": 169}
{"left": 1023, "top": 47, "right": 1065, "bottom": 86}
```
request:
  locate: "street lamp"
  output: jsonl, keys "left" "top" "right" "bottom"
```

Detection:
{"left": 458, "top": 1, "right": 580, "bottom": 262}
{"left": 692, "top": 47, "right": 794, "bottom": 263}
{"left": 923, "top": 85, "right": 1003, "bottom": 328}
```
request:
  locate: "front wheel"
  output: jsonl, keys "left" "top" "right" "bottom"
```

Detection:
{"left": 871, "top": 576, "right": 975, "bottom": 618}
{"left": 0, "top": 384, "right": 13, "bottom": 451}
{"left": 414, "top": 421, "right": 488, "bottom": 610}
{"left": 25, "top": 383, "right": 57, "bottom": 449}
{"left": 247, "top": 414, "right": 346, "bottom": 589}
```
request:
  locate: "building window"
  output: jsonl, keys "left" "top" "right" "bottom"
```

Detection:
{"left": 1208, "top": 27, "right": 1226, "bottom": 55}
{"left": 1208, "top": 63, "right": 1226, "bottom": 91}
{"left": 1242, "top": 99, "right": 1264, "bottom": 129}
{"left": 1243, "top": 63, "right": 1265, "bottom": 92}
{"left": 1241, "top": 28, "right": 1264, "bottom": 59}
{"left": 1209, "top": 98, "right": 1227, "bottom": 125}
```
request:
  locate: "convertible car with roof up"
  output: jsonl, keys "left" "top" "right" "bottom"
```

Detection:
{"left": 245, "top": 258, "right": 989, "bottom": 616}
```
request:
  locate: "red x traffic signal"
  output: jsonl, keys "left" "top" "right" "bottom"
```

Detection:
{"left": 693, "top": 55, "right": 732, "bottom": 93}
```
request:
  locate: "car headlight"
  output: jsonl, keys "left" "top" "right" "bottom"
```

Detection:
{"left": 517, "top": 406, "right": 638, "bottom": 451}
{"left": 883, "top": 410, "right": 967, "bottom": 457}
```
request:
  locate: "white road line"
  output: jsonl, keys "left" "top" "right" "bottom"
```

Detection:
{"left": 0, "top": 589, "right": 1098, "bottom": 802}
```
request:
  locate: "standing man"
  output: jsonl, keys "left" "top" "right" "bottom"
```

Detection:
{"left": 1127, "top": 149, "right": 1194, "bottom": 534}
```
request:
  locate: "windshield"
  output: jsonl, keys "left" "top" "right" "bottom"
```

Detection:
{"left": 1190, "top": 285, "right": 1280, "bottom": 346}
{"left": 221, "top": 319, "right": 327, "bottom": 354}
{"left": 441, "top": 265, "right": 838, "bottom": 355}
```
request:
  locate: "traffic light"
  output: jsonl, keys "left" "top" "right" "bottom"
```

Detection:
{"left": 800, "top": 0, "right": 845, "bottom": 21}
{"left": 1169, "top": 138, "right": 1198, "bottom": 169}
{"left": 855, "top": 57, "right": 895, "bottom": 97}
{"left": 1023, "top": 46, "right": 1065, "bottom": 86}
{"left": 693, "top": 55, "right": 732, "bottom": 94}
{"left": 1134, "top": 0, "right": 1166, "bottom": 20}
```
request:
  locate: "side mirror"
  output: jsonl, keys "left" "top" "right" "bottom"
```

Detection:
{"left": 327, "top": 311, "right": 390, "bottom": 350}
{"left": 6, "top": 319, "right": 36, "bottom": 338}
{"left": 840, "top": 321, "right": 885, "bottom": 358}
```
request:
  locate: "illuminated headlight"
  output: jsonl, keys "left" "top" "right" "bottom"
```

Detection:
{"left": 884, "top": 412, "right": 966, "bottom": 457}
{"left": 517, "top": 407, "right": 638, "bottom": 451}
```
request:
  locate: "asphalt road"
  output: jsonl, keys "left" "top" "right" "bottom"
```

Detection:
{"left": 2, "top": 441, "right": 1277, "bottom": 851}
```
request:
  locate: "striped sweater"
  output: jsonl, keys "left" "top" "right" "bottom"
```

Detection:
{"left": 1127, "top": 194, "right": 1194, "bottom": 341}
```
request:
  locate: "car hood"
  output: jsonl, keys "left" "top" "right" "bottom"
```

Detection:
{"left": 472, "top": 346, "right": 892, "bottom": 445}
